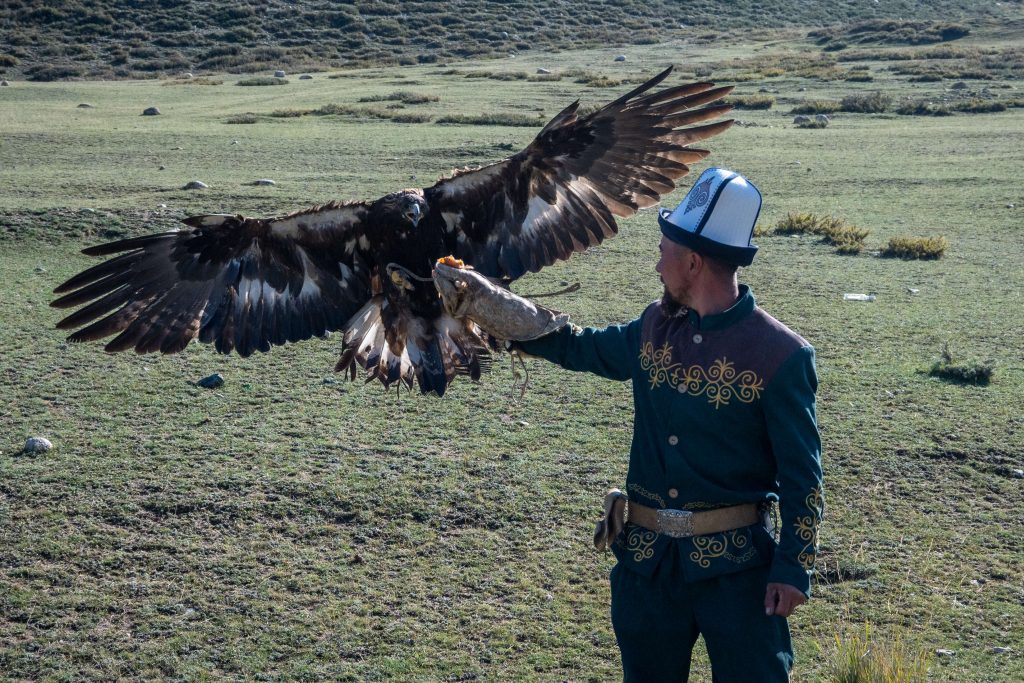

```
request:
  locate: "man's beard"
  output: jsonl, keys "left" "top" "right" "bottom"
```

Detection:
{"left": 659, "top": 285, "right": 689, "bottom": 318}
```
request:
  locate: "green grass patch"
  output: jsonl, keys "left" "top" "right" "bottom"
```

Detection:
{"left": 358, "top": 91, "right": 439, "bottom": 104}
{"left": 840, "top": 91, "right": 891, "bottom": 113}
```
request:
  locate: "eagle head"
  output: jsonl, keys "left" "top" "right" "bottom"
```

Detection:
{"left": 378, "top": 189, "right": 427, "bottom": 229}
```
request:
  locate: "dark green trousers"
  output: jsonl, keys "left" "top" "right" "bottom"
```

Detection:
{"left": 610, "top": 555, "right": 793, "bottom": 682}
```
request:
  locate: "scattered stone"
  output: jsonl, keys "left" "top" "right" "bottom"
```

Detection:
{"left": 183, "top": 180, "right": 208, "bottom": 190}
{"left": 1, "top": 80, "right": 9, "bottom": 86}
{"left": 1007, "top": 203, "right": 1015, "bottom": 209}
{"left": 512, "top": 34, "right": 520, "bottom": 41}
{"left": 231, "top": 140, "right": 239, "bottom": 145}
{"left": 992, "top": 646, "right": 1012, "bottom": 654}
{"left": 798, "top": 86, "right": 806, "bottom": 92}
{"left": 23, "top": 437, "right": 53, "bottom": 454}
{"left": 34, "top": 266, "right": 46, "bottom": 273}
{"left": 614, "top": 55, "right": 627, "bottom": 62}
{"left": 252, "top": 179, "right": 276, "bottom": 186}
{"left": 158, "top": 165, "right": 166, "bottom": 170}
{"left": 907, "top": 288, "right": 920, "bottom": 294}
{"left": 843, "top": 293, "right": 876, "bottom": 302}
{"left": 536, "top": 68, "right": 551, "bottom": 75}
{"left": 197, "top": 373, "right": 224, "bottom": 389}
{"left": 793, "top": 115, "right": 811, "bottom": 124}
{"left": 158, "top": 204, "right": 167, "bottom": 208}
{"left": 501, "top": 31, "right": 509, "bottom": 39}
{"left": 77, "top": 103, "right": 95, "bottom": 109}
{"left": 274, "top": 70, "right": 286, "bottom": 78}
{"left": 1010, "top": 469, "right": 1024, "bottom": 479}
{"left": 815, "top": 114, "right": 831, "bottom": 123}
{"left": 935, "top": 649, "right": 955, "bottom": 657}
{"left": 142, "top": 106, "right": 161, "bottom": 116}
{"left": 299, "top": 74, "right": 313, "bottom": 80}
{"left": 182, "top": 72, "right": 193, "bottom": 79}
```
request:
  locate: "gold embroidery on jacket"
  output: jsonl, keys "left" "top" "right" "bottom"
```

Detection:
{"left": 638, "top": 344, "right": 763, "bottom": 408}
{"left": 795, "top": 487, "right": 824, "bottom": 570}
{"left": 689, "top": 529, "right": 756, "bottom": 567}
{"left": 639, "top": 341, "right": 680, "bottom": 389}
{"left": 628, "top": 483, "right": 665, "bottom": 509}
{"left": 626, "top": 525, "right": 658, "bottom": 563}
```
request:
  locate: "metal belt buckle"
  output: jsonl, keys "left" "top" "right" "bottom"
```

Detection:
{"left": 656, "top": 509, "right": 694, "bottom": 538}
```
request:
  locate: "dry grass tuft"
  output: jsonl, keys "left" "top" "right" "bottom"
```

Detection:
{"left": 880, "top": 236, "right": 948, "bottom": 260}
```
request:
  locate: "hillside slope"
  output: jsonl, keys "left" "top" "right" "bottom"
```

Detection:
{"left": 0, "top": 0, "right": 1016, "bottom": 80}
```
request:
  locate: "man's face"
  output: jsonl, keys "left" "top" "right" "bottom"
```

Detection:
{"left": 656, "top": 236, "right": 695, "bottom": 313}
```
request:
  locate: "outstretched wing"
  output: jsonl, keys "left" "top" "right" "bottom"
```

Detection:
{"left": 424, "top": 66, "right": 733, "bottom": 280}
{"left": 52, "top": 202, "right": 374, "bottom": 357}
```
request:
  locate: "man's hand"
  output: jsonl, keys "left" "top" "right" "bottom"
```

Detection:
{"left": 764, "top": 583, "right": 806, "bottom": 618}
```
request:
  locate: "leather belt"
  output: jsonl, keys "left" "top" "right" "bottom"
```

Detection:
{"left": 627, "top": 501, "right": 761, "bottom": 539}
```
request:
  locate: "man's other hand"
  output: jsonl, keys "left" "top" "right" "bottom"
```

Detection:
{"left": 764, "top": 583, "right": 806, "bottom": 618}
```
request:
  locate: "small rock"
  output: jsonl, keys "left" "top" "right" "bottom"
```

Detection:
{"left": 1007, "top": 203, "right": 1015, "bottom": 209}
{"left": 158, "top": 204, "right": 167, "bottom": 208}
{"left": 511, "top": 34, "right": 520, "bottom": 41}
{"left": 274, "top": 70, "right": 286, "bottom": 78}
{"left": 935, "top": 649, "right": 956, "bottom": 657}
{"left": 252, "top": 179, "right": 276, "bottom": 186}
{"left": 798, "top": 86, "right": 806, "bottom": 92}
{"left": 1010, "top": 469, "right": 1024, "bottom": 479}
{"left": 158, "top": 165, "right": 165, "bottom": 170}
{"left": 501, "top": 31, "right": 509, "bottom": 39}
{"left": 197, "top": 373, "right": 224, "bottom": 389}
{"left": 23, "top": 437, "right": 53, "bottom": 454}
{"left": 77, "top": 103, "right": 95, "bottom": 109}
{"left": 614, "top": 55, "right": 627, "bottom": 62}
{"left": 793, "top": 115, "right": 811, "bottom": 124}
{"left": 815, "top": 113, "right": 830, "bottom": 123}
{"left": 299, "top": 74, "right": 313, "bottom": 80}
{"left": 142, "top": 106, "right": 161, "bottom": 116}
{"left": 518, "top": 420, "right": 530, "bottom": 427}
{"left": 843, "top": 293, "right": 876, "bottom": 302}
{"left": 908, "top": 288, "right": 920, "bottom": 294}
{"left": 991, "top": 646, "right": 1012, "bottom": 654}
{"left": 231, "top": 140, "right": 239, "bottom": 145}
{"left": 1, "top": 80, "right": 9, "bottom": 86}
{"left": 536, "top": 68, "right": 551, "bottom": 75}
{"left": 183, "top": 180, "right": 208, "bottom": 190}
{"left": 182, "top": 72, "right": 193, "bottom": 79}
{"left": 34, "top": 266, "right": 46, "bottom": 273}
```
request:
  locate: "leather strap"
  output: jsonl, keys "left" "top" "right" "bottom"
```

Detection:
{"left": 627, "top": 501, "right": 761, "bottom": 538}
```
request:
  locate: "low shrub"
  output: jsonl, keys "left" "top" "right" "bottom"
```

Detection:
{"left": 840, "top": 91, "right": 891, "bottom": 113}
{"left": 930, "top": 345, "right": 993, "bottom": 386}
{"left": 844, "top": 71, "right": 874, "bottom": 82}
{"left": 880, "top": 236, "right": 948, "bottom": 259}
{"left": 773, "top": 213, "right": 867, "bottom": 254}
{"left": 953, "top": 99, "right": 1006, "bottom": 113}
{"left": 790, "top": 100, "right": 842, "bottom": 115}
{"left": 435, "top": 112, "right": 544, "bottom": 126}
{"left": 358, "top": 91, "right": 439, "bottom": 104}
{"left": 774, "top": 212, "right": 821, "bottom": 235}
{"left": 236, "top": 77, "right": 288, "bottom": 86}
{"left": 796, "top": 119, "right": 829, "bottom": 129}
{"left": 225, "top": 113, "right": 258, "bottom": 124}
{"left": 724, "top": 94, "right": 774, "bottom": 110}
{"left": 822, "top": 624, "right": 931, "bottom": 682}
{"left": 387, "top": 112, "right": 431, "bottom": 123}
{"left": 895, "top": 100, "right": 952, "bottom": 116}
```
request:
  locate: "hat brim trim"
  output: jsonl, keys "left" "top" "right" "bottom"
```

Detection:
{"left": 658, "top": 214, "right": 758, "bottom": 266}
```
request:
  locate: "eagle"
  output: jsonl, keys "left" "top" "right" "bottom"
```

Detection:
{"left": 52, "top": 67, "right": 734, "bottom": 396}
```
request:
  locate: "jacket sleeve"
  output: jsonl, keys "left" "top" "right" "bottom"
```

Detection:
{"left": 515, "top": 317, "right": 640, "bottom": 382}
{"left": 763, "top": 345, "right": 824, "bottom": 597}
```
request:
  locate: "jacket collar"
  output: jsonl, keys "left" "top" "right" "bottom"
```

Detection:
{"left": 685, "top": 284, "right": 755, "bottom": 331}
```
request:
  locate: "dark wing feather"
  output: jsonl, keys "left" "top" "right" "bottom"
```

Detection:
{"left": 52, "top": 202, "right": 373, "bottom": 357}
{"left": 424, "top": 66, "right": 734, "bottom": 280}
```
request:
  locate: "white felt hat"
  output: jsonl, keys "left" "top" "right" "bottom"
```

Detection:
{"left": 658, "top": 168, "right": 762, "bottom": 266}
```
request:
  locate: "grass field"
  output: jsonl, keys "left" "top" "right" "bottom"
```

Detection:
{"left": 2, "top": 26, "right": 1023, "bottom": 682}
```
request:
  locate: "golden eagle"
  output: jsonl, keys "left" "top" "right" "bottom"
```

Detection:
{"left": 52, "top": 67, "right": 733, "bottom": 396}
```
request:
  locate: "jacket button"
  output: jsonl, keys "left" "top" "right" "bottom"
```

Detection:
{"left": 693, "top": 334, "right": 703, "bottom": 344}
{"left": 668, "top": 488, "right": 679, "bottom": 499}
{"left": 668, "top": 435, "right": 679, "bottom": 446}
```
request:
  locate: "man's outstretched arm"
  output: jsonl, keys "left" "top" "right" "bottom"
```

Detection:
{"left": 515, "top": 317, "right": 641, "bottom": 382}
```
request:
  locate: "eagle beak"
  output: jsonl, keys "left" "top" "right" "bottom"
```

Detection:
{"left": 406, "top": 204, "right": 422, "bottom": 227}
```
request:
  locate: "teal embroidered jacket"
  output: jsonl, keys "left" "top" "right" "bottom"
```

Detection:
{"left": 518, "top": 286, "right": 823, "bottom": 596}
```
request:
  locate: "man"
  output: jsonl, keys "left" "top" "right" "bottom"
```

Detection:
{"left": 515, "top": 168, "right": 823, "bottom": 681}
